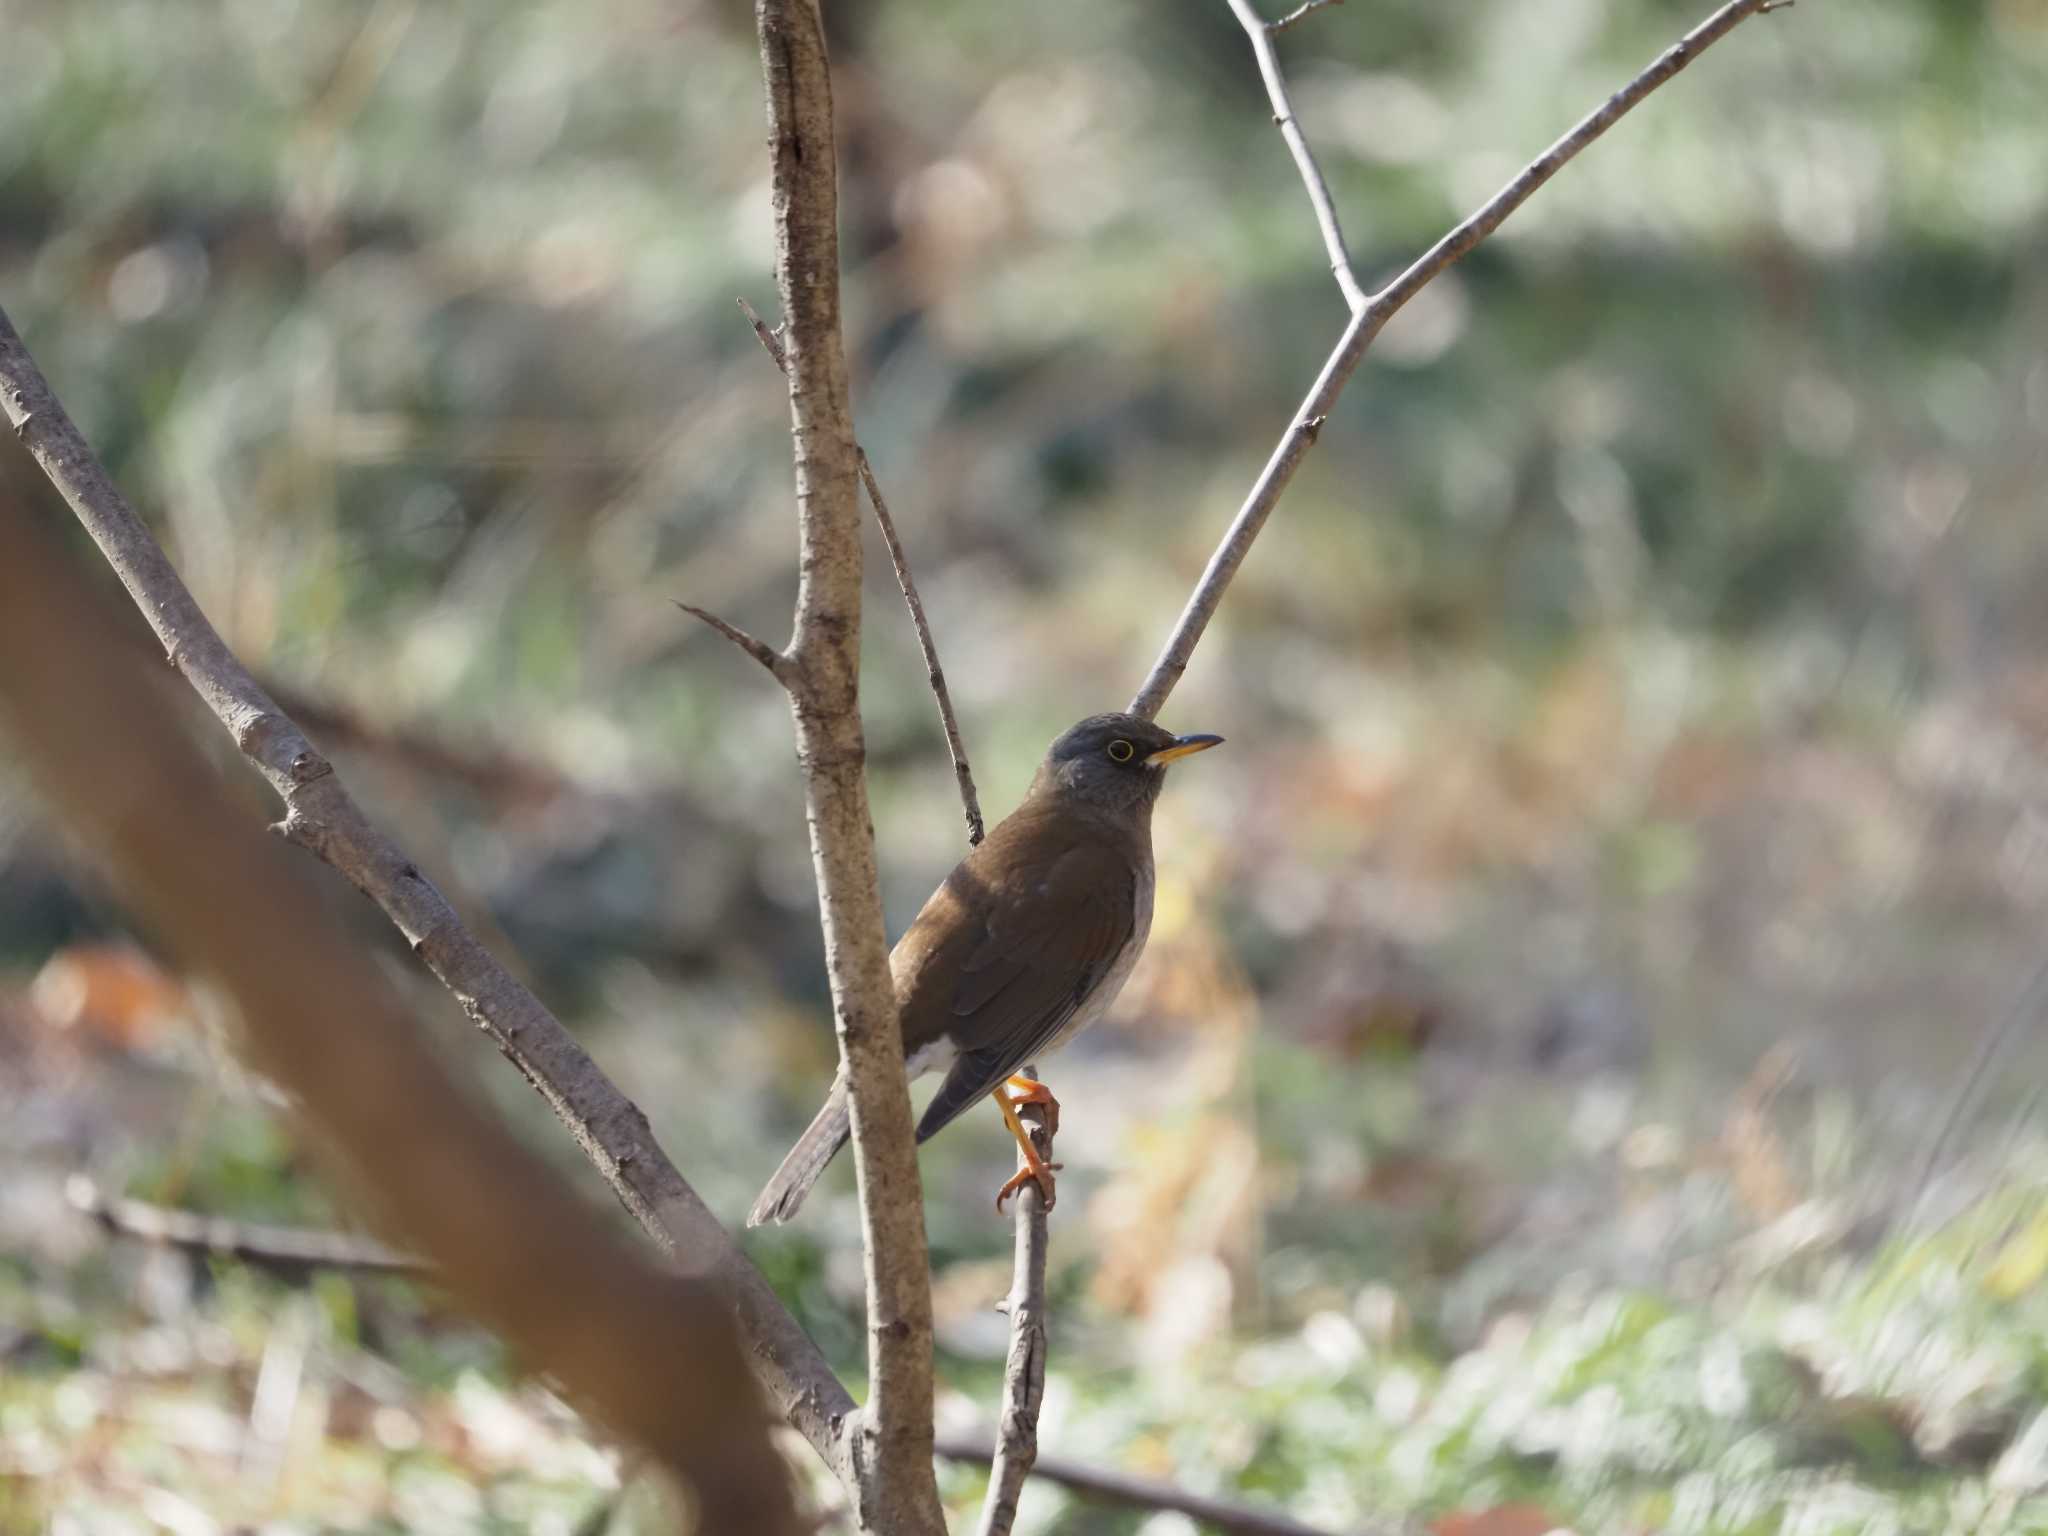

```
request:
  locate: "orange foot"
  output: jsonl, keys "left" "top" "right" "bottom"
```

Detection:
{"left": 990, "top": 1076, "right": 1063, "bottom": 1213}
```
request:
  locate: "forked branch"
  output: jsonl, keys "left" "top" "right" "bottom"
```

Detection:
{"left": 1130, "top": 0, "right": 1780, "bottom": 719}
{"left": 749, "top": 0, "right": 945, "bottom": 1528}
{"left": 0, "top": 489, "right": 802, "bottom": 1533}
{"left": 0, "top": 304, "right": 860, "bottom": 1494}
{"left": 1226, "top": 0, "right": 1367, "bottom": 313}
{"left": 736, "top": 296, "right": 986, "bottom": 845}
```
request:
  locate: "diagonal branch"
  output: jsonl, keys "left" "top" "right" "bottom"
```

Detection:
{"left": 937, "top": 1437, "right": 1350, "bottom": 1536}
{"left": 0, "top": 491, "right": 801, "bottom": 1534}
{"left": 675, "top": 599, "right": 793, "bottom": 680}
{"left": 1225, "top": 0, "right": 1367, "bottom": 314}
{"left": 738, "top": 296, "right": 986, "bottom": 845}
{"left": 1129, "top": 0, "right": 1780, "bottom": 719}
{"left": 749, "top": 0, "right": 946, "bottom": 1530}
{"left": 0, "top": 303, "right": 860, "bottom": 1494}
{"left": 68, "top": 1177, "right": 426, "bottom": 1276}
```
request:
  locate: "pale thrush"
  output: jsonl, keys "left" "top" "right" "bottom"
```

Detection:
{"left": 748, "top": 712, "right": 1222, "bottom": 1224}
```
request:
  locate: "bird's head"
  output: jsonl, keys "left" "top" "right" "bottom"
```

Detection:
{"left": 1034, "top": 712, "right": 1223, "bottom": 814}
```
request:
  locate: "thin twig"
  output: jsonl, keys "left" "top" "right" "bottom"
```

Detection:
{"left": 67, "top": 1177, "right": 426, "bottom": 1275}
{"left": 937, "top": 1437, "right": 1350, "bottom": 1536}
{"left": 738, "top": 296, "right": 985, "bottom": 845}
{"left": 1910, "top": 952, "right": 2048, "bottom": 1217}
{"left": 975, "top": 1069, "right": 1052, "bottom": 1536}
{"left": 1129, "top": 0, "right": 1777, "bottom": 719}
{"left": 0, "top": 306, "right": 861, "bottom": 1495}
{"left": 675, "top": 600, "right": 791, "bottom": 678}
{"left": 1270, "top": 0, "right": 1344, "bottom": 34}
{"left": 1226, "top": 0, "right": 1367, "bottom": 314}
{"left": 750, "top": 0, "right": 945, "bottom": 1528}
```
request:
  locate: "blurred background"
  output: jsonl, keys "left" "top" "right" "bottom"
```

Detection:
{"left": 5, "top": 0, "right": 2048, "bottom": 1531}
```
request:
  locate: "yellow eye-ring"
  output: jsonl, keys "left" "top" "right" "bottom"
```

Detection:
{"left": 1106, "top": 739, "right": 1135, "bottom": 763}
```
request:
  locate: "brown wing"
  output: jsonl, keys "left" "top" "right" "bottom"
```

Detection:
{"left": 910, "top": 834, "right": 1136, "bottom": 1143}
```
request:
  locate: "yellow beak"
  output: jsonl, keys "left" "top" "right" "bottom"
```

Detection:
{"left": 1147, "top": 732, "right": 1224, "bottom": 766}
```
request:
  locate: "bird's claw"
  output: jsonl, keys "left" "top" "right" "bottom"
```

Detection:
{"left": 994, "top": 1159, "right": 1062, "bottom": 1214}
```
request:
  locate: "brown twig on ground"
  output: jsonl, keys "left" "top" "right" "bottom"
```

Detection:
{"left": 0, "top": 492, "right": 803, "bottom": 1535}
{"left": 736, "top": 296, "right": 986, "bottom": 846}
{"left": 1224, "top": 0, "right": 1366, "bottom": 314}
{"left": 0, "top": 307, "right": 858, "bottom": 1492}
{"left": 743, "top": 0, "right": 945, "bottom": 1529}
{"left": 1128, "top": 0, "right": 1780, "bottom": 719}
{"left": 974, "top": 1070, "right": 1052, "bottom": 1536}
{"left": 937, "top": 1436, "right": 1350, "bottom": 1536}
{"left": 67, "top": 1177, "right": 426, "bottom": 1276}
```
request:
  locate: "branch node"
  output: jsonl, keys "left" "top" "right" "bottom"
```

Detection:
{"left": 674, "top": 601, "right": 790, "bottom": 681}
{"left": 1271, "top": 0, "right": 1345, "bottom": 33}
{"left": 737, "top": 296, "right": 791, "bottom": 374}
{"left": 1226, "top": 0, "right": 1368, "bottom": 314}
{"left": 735, "top": 297, "right": 986, "bottom": 846}
{"left": 1131, "top": 0, "right": 1774, "bottom": 720}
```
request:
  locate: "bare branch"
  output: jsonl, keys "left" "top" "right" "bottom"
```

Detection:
{"left": 975, "top": 1072, "right": 1052, "bottom": 1536}
{"left": 1269, "top": 0, "right": 1344, "bottom": 34}
{"left": 859, "top": 446, "right": 987, "bottom": 843}
{"left": 675, "top": 600, "right": 792, "bottom": 680}
{"left": 938, "top": 1436, "right": 1351, "bottom": 1536}
{"left": 1129, "top": 0, "right": 1777, "bottom": 719}
{"left": 0, "top": 304, "right": 861, "bottom": 1494}
{"left": 1910, "top": 952, "right": 2048, "bottom": 1215}
{"left": 68, "top": 1177, "right": 426, "bottom": 1276}
{"left": 0, "top": 492, "right": 804, "bottom": 1534}
{"left": 737, "top": 294, "right": 790, "bottom": 364}
{"left": 1226, "top": 0, "right": 1367, "bottom": 314}
{"left": 750, "top": 0, "right": 945, "bottom": 1528}
{"left": 738, "top": 296, "right": 986, "bottom": 845}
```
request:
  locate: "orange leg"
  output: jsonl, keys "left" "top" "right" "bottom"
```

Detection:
{"left": 990, "top": 1077, "right": 1063, "bottom": 1213}
{"left": 1002, "top": 1073, "right": 1060, "bottom": 1139}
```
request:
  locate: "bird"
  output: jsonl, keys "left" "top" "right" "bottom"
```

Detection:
{"left": 747, "top": 712, "right": 1223, "bottom": 1225}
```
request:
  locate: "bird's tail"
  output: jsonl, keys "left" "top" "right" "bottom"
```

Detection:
{"left": 747, "top": 1078, "right": 852, "bottom": 1226}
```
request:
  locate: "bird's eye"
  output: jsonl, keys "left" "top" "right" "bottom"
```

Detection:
{"left": 1106, "top": 739, "right": 1135, "bottom": 763}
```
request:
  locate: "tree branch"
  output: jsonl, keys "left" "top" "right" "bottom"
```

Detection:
{"left": 749, "top": 0, "right": 945, "bottom": 1530}
{"left": 0, "top": 491, "right": 802, "bottom": 1534}
{"left": 1128, "top": 0, "right": 1778, "bottom": 719}
{"left": 738, "top": 297, "right": 986, "bottom": 845}
{"left": 937, "top": 1436, "right": 1350, "bottom": 1536}
{"left": 1270, "top": 0, "right": 1344, "bottom": 35}
{"left": 1225, "top": 0, "right": 1367, "bottom": 314}
{"left": 974, "top": 1073, "right": 1052, "bottom": 1536}
{"left": 0, "top": 304, "right": 861, "bottom": 1494}
{"left": 67, "top": 1177, "right": 426, "bottom": 1276}
{"left": 675, "top": 600, "right": 793, "bottom": 679}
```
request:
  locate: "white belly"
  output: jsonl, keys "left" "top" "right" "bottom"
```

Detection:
{"left": 904, "top": 1035, "right": 956, "bottom": 1082}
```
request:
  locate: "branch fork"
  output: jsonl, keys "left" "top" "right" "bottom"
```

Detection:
{"left": 0, "top": 0, "right": 1783, "bottom": 1528}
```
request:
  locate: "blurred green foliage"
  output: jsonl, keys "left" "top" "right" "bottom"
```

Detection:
{"left": 7, "top": 0, "right": 2048, "bottom": 1531}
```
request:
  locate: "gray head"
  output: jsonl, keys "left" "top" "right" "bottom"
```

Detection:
{"left": 1032, "top": 712, "right": 1224, "bottom": 816}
